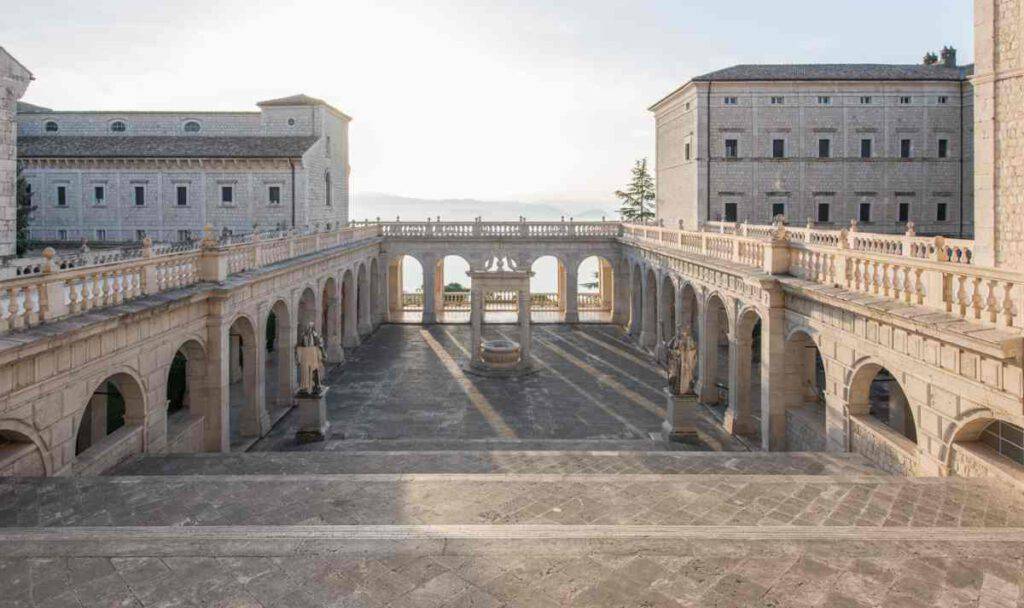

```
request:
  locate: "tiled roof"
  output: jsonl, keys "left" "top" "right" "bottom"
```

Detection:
{"left": 16, "top": 101, "right": 52, "bottom": 114}
{"left": 18, "top": 136, "right": 319, "bottom": 158}
{"left": 257, "top": 93, "right": 351, "bottom": 120}
{"left": 691, "top": 64, "right": 971, "bottom": 82}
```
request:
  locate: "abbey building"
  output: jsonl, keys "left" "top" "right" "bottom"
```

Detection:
{"left": 15, "top": 94, "right": 350, "bottom": 243}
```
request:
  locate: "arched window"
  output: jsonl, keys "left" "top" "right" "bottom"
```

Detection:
{"left": 980, "top": 420, "right": 1024, "bottom": 465}
{"left": 110, "top": 121, "right": 126, "bottom": 132}
{"left": 325, "top": 171, "right": 332, "bottom": 206}
{"left": 44, "top": 121, "right": 58, "bottom": 132}
{"left": 183, "top": 121, "right": 201, "bottom": 133}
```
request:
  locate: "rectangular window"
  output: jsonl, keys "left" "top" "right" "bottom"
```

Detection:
{"left": 859, "top": 202, "right": 871, "bottom": 222}
{"left": 134, "top": 185, "right": 145, "bottom": 206}
{"left": 770, "top": 96, "right": 784, "bottom": 105}
{"left": 938, "top": 139, "right": 949, "bottom": 158}
{"left": 937, "top": 96, "right": 948, "bottom": 104}
{"left": 176, "top": 185, "right": 188, "bottom": 206}
{"left": 861, "top": 139, "right": 872, "bottom": 158}
{"left": 725, "top": 139, "right": 738, "bottom": 158}
{"left": 898, "top": 202, "right": 910, "bottom": 223}
{"left": 684, "top": 143, "right": 691, "bottom": 161}
{"left": 771, "top": 203, "right": 785, "bottom": 219}
{"left": 724, "top": 202, "right": 738, "bottom": 222}
{"left": 221, "top": 186, "right": 233, "bottom": 203}
{"left": 817, "top": 96, "right": 831, "bottom": 105}
{"left": 818, "top": 139, "right": 831, "bottom": 158}
{"left": 178, "top": 229, "right": 190, "bottom": 242}
{"left": 94, "top": 186, "right": 104, "bottom": 204}
{"left": 56, "top": 186, "right": 66, "bottom": 206}
{"left": 58, "top": 229, "right": 67, "bottom": 241}
{"left": 859, "top": 96, "right": 872, "bottom": 104}
{"left": 772, "top": 139, "right": 785, "bottom": 158}
{"left": 817, "top": 203, "right": 830, "bottom": 223}
{"left": 136, "top": 230, "right": 146, "bottom": 241}
{"left": 723, "top": 96, "right": 738, "bottom": 105}
{"left": 937, "top": 203, "right": 948, "bottom": 222}
{"left": 900, "top": 96, "right": 912, "bottom": 105}
{"left": 268, "top": 185, "right": 281, "bottom": 205}
{"left": 900, "top": 139, "right": 912, "bottom": 159}
{"left": 96, "top": 229, "right": 106, "bottom": 241}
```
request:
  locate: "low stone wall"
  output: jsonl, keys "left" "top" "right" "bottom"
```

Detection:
{"left": 849, "top": 415, "right": 918, "bottom": 476}
{"left": 949, "top": 442, "right": 1024, "bottom": 497}
{"left": 72, "top": 425, "right": 143, "bottom": 475}
{"left": 786, "top": 405, "right": 826, "bottom": 452}
{"left": 166, "top": 412, "right": 205, "bottom": 454}
{"left": 0, "top": 441, "right": 45, "bottom": 476}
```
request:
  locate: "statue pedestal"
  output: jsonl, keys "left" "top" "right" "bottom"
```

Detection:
{"left": 662, "top": 387, "right": 699, "bottom": 442}
{"left": 296, "top": 387, "right": 329, "bottom": 443}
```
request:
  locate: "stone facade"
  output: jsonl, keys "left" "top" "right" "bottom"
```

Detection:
{"left": 974, "top": 0, "right": 1024, "bottom": 268}
{"left": 0, "top": 47, "right": 31, "bottom": 258}
{"left": 651, "top": 68, "right": 974, "bottom": 237}
{"left": 15, "top": 95, "right": 351, "bottom": 243}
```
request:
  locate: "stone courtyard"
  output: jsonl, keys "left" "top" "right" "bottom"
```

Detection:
{"left": 2, "top": 325, "right": 1024, "bottom": 607}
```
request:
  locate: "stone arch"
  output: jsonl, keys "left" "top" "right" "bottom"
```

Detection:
{"left": 74, "top": 370, "right": 147, "bottom": 472}
{"left": 576, "top": 254, "right": 615, "bottom": 320}
{"left": 724, "top": 305, "right": 763, "bottom": 439}
{"left": 781, "top": 327, "right": 828, "bottom": 451}
{"left": 357, "top": 262, "right": 371, "bottom": 336}
{"left": 342, "top": 267, "right": 360, "bottom": 346}
{"left": 439, "top": 254, "right": 473, "bottom": 317}
{"left": 678, "top": 281, "right": 700, "bottom": 339}
{"left": 640, "top": 266, "right": 658, "bottom": 349}
{"left": 164, "top": 338, "right": 208, "bottom": 453}
{"left": 0, "top": 421, "right": 50, "bottom": 477}
{"left": 227, "top": 313, "right": 265, "bottom": 449}
{"left": 698, "top": 292, "right": 731, "bottom": 408}
{"left": 846, "top": 359, "right": 919, "bottom": 474}
{"left": 658, "top": 273, "right": 677, "bottom": 349}
{"left": 296, "top": 286, "right": 317, "bottom": 341}
{"left": 944, "top": 413, "right": 1024, "bottom": 486}
{"left": 530, "top": 254, "right": 565, "bottom": 315}
{"left": 321, "top": 275, "right": 343, "bottom": 363}
{"left": 265, "top": 298, "right": 295, "bottom": 415}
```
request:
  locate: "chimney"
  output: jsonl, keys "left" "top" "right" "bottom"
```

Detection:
{"left": 940, "top": 46, "right": 957, "bottom": 68}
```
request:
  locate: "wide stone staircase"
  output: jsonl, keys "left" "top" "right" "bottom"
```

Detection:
{"left": 2, "top": 443, "right": 1024, "bottom": 607}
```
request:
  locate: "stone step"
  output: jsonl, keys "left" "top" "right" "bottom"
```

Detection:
{"left": 3, "top": 472, "right": 1021, "bottom": 530}
{"left": 115, "top": 449, "right": 883, "bottom": 477}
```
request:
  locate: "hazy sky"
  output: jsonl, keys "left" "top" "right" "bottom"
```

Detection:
{"left": 4, "top": 0, "right": 973, "bottom": 205}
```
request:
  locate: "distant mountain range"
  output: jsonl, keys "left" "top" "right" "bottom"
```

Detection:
{"left": 351, "top": 192, "right": 617, "bottom": 222}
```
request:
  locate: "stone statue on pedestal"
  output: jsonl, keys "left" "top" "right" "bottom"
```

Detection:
{"left": 295, "top": 322, "right": 325, "bottom": 396}
{"left": 666, "top": 330, "right": 698, "bottom": 396}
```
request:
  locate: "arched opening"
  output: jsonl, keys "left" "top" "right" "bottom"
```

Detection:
{"left": 699, "top": 294, "right": 730, "bottom": 412}
{"left": 321, "top": 277, "right": 342, "bottom": 363}
{"left": 357, "top": 263, "right": 371, "bottom": 336}
{"left": 388, "top": 255, "right": 424, "bottom": 323}
{"left": 629, "top": 264, "right": 644, "bottom": 337}
{"left": 640, "top": 268, "right": 658, "bottom": 349}
{"left": 658, "top": 274, "right": 676, "bottom": 352}
{"left": 720, "top": 308, "right": 762, "bottom": 441}
{"left": 577, "top": 255, "right": 614, "bottom": 323}
{"left": 948, "top": 418, "right": 1024, "bottom": 484}
{"left": 782, "top": 329, "right": 827, "bottom": 451}
{"left": 530, "top": 255, "right": 563, "bottom": 322}
{"left": 439, "top": 254, "right": 472, "bottom": 322}
{"left": 296, "top": 287, "right": 317, "bottom": 341}
{"left": 848, "top": 362, "right": 917, "bottom": 475}
{"left": 343, "top": 268, "right": 360, "bottom": 345}
{"left": 0, "top": 429, "right": 46, "bottom": 477}
{"left": 265, "top": 300, "right": 294, "bottom": 421}
{"left": 228, "top": 315, "right": 264, "bottom": 451}
{"left": 165, "top": 339, "right": 207, "bottom": 453}
{"left": 369, "top": 258, "right": 381, "bottom": 325}
{"left": 75, "top": 372, "right": 145, "bottom": 473}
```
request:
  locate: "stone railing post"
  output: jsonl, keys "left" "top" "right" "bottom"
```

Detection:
{"left": 762, "top": 228, "right": 792, "bottom": 275}
{"left": 833, "top": 230, "right": 850, "bottom": 288}
{"left": 40, "top": 247, "right": 68, "bottom": 321}
{"left": 473, "top": 217, "right": 482, "bottom": 237}
{"left": 198, "top": 224, "right": 228, "bottom": 283}
{"left": 700, "top": 233, "right": 708, "bottom": 255}
{"left": 901, "top": 221, "right": 917, "bottom": 258}
{"left": 140, "top": 237, "right": 159, "bottom": 295}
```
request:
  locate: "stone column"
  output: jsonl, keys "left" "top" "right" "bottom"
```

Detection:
{"left": 325, "top": 282, "right": 343, "bottom": 364}
{"left": 434, "top": 260, "right": 445, "bottom": 315}
{"left": 204, "top": 317, "right": 232, "bottom": 452}
{"left": 422, "top": 254, "right": 438, "bottom": 324}
{"left": 518, "top": 286, "right": 532, "bottom": 365}
{"left": 628, "top": 270, "right": 642, "bottom": 336}
{"left": 556, "top": 261, "right": 567, "bottom": 312}
{"left": 724, "top": 334, "right": 755, "bottom": 435}
{"left": 470, "top": 284, "right": 483, "bottom": 365}
{"left": 696, "top": 304, "right": 721, "bottom": 405}
{"left": 600, "top": 259, "right": 614, "bottom": 310}
{"left": 640, "top": 274, "right": 657, "bottom": 350}
{"left": 387, "top": 259, "right": 402, "bottom": 319}
{"left": 274, "top": 312, "right": 296, "bottom": 409}
{"left": 342, "top": 276, "right": 360, "bottom": 347}
{"left": 759, "top": 307, "right": 788, "bottom": 451}
{"left": 357, "top": 275, "right": 372, "bottom": 338}
{"left": 564, "top": 263, "right": 579, "bottom": 323}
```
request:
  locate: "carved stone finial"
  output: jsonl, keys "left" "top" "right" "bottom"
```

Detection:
{"left": 202, "top": 224, "right": 217, "bottom": 249}
{"left": 79, "top": 238, "right": 90, "bottom": 254}
{"left": 41, "top": 247, "right": 56, "bottom": 273}
{"left": 849, "top": 218, "right": 859, "bottom": 233}
{"left": 806, "top": 217, "right": 814, "bottom": 229}
{"left": 904, "top": 221, "right": 916, "bottom": 237}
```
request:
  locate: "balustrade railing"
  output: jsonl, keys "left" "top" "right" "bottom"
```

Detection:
{"left": 371, "top": 218, "right": 622, "bottom": 239}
